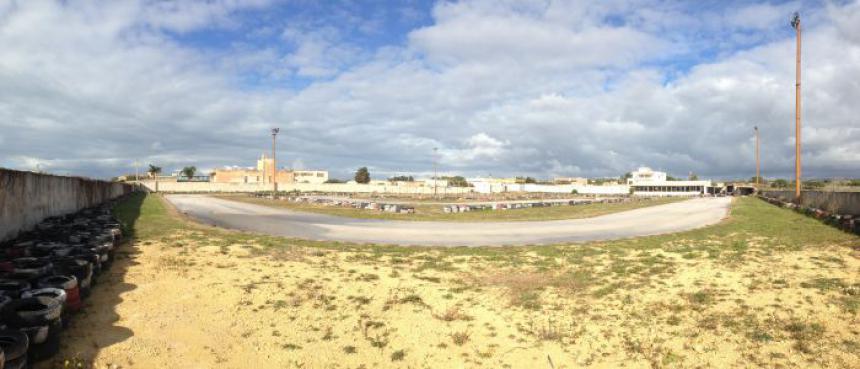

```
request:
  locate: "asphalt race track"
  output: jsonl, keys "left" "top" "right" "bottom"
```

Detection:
{"left": 165, "top": 195, "right": 732, "bottom": 247}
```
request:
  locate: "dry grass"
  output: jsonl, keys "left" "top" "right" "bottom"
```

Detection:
{"left": 39, "top": 193, "right": 860, "bottom": 369}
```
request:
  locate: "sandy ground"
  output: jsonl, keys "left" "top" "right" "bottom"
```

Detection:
{"left": 165, "top": 195, "right": 731, "bottom": 246}
{"left": 39, "top": 228, "right": 860, "bottom": 369}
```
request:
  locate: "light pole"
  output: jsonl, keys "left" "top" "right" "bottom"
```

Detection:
{"left": 791, "top": 12, "right": 802, "bottom": 199}
{"left": 754, "top": 126, "right": 760, "bottom": 188}
{"left": 271, "top": 128, "right": 280, "bottom": 198}
{"left": 433, "top": 147, "right": 438, "bottom": 199}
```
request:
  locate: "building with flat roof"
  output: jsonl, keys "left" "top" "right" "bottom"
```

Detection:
{"left": 627, "top": 167, "right": 722, "bottom": 196}
{"left": 211, "top": 154, "right": 329, "bottom": 185}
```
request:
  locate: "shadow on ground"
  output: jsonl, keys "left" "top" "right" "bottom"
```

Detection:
{"left": 34, "top": 193, "right": 147, "bottom": 368}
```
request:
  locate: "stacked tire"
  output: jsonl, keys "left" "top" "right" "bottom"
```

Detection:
{"left": 0, "top": 200, "right": 125, "bottom": 366}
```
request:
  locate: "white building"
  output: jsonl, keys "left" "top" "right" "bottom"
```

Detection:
{"left": 627, "top": 167, "right": 666, "bottom": 184}
{"left": 627, "top": 167, "right": 720, "bottom": 196}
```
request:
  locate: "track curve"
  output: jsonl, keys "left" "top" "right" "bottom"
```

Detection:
{"left": 165, "top": 195, "right": 732, "bottom": 246}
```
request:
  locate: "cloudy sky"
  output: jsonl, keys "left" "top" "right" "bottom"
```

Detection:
{"left": 1, "top": 0, "right": 858, "bottom": 181}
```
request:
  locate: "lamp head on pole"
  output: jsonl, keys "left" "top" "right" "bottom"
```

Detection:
{"left": 791, "top": 12, "right": 800, "bottom": 29}
{"left": 271, "top": 128, "right": 280, "bottom": 136}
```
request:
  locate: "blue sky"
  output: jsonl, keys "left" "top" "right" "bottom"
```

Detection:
{"left": 1, "top": 0, "right": 858, "bottom": 180}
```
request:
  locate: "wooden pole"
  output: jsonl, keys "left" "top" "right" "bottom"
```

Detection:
{"left": 793, "top": 14, "right": 802, "bottom": 199}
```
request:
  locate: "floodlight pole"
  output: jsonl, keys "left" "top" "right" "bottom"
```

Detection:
{"left": 271, "top": 128, "right": 280, "bottom": 198}
{"left": 792, "top": 13, "right": 802, "bottom": 199}
{"left": 754, "top": 126, "right": 760, "bottom": 188}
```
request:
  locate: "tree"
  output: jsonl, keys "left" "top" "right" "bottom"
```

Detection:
{"left": 771, "top": 179, "right": 789, "bottom": 188}
{"left": 620, "top": 172, "right": 632, "bottom": 182}
{"left": 181, "top": 166, "right": 197, "bottom": 179}
{"left": 666, "top": 175, "right": 679, "bottom": 181}
{"left": 354, "top": 167, "right": 371, "bottom": 184}
{"left": 688, "top": 173, "right": 699, "bottom": 180}
{"left": 571, "top": 189, "right": 579, "bottom": 195}
{"left": 803, "top": 180, "right": 825, "bottom": 190}
{"left": 442, "top": 176, "right": 471, "bottom": 187}
{"left": 147, "top": 164, "right": 162, "bottom": 178}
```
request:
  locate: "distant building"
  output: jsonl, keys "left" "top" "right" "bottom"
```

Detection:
{"left": 553, "top": 177, "right": 587, "bottom": 186}
{"left": 627, "top": 167, "right": 721, "bottom": 196}
{"left": 211, "top": 154, "right": 328, "bottom": 185}
{"left": 627, "top": 167, "right": 666, "bottom": 184}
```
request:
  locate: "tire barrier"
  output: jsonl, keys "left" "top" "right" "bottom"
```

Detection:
{"left": 256, "top": 193, "right": 648, "bottom": 215}
{"left": 260, "top": 194, "right": 418, "bottom": 214}
{"left": 759, "top": 194, "right": 860, "bottom": 235}
{"left": 0, "top": 199, "right": 125, "bottom": 365}
{"left": 442, "top": 197, "right": 635, "bottom": 214}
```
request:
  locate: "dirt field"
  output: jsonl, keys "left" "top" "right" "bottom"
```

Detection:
{"left": 38, "top": 194, "right": 859, "bottom": 369}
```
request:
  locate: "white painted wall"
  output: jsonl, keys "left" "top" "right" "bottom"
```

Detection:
{"left": 137, "top": 181, "right": 474, "bottom": 195}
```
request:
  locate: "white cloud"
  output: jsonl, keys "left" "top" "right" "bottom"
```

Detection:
{"left": 409, "top": 0, "right": 670, "bottom": 70}
{"left": 282, "top": 25, "right": 366, "bottom": 78}
{"left": 1, "top": 0, "right": 859, "bottom": 181}
{"left": 828, "top": 0, "right": 860, "bottom": 44}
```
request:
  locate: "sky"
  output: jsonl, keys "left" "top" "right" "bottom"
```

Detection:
{"left": 1, "top": 0, "right": 858, "bottom": 181}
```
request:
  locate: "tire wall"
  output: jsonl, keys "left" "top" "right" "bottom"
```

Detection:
{"left": 0, "top": 168, "right": 134, "bottom": 242}
{"left": 761, "top": 190, "right": 860, "bottom": 216}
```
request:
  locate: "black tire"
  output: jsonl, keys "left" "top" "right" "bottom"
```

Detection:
{"left": 28, "top": 319, "right": 62, "bottom": 362}
{"left": 18, "top": 324, "right": 49, "bottom": 345}
{"left": 51, "top": 257, "right": 92, "bottom": 291}
{"left": 0, "top": 295, "right": 11, "bottom": 312}
{"left": 0, "top": 329, "right": 29, "bottom": 361}
{"left": 0, "top": 280, "right": 30, "bottom": 299}
{"left": 21, "top": 288, "right": 67, "bottom": 306}
{"left": 11, "top": 258, "right": 53, "bottom": 275}
{"left": 1, "top": 297, "right": 62, "bottom": 327}
{"left": 37, "top": 275, "right": 77, "bottom": 291}
{"left": 5, "top": 354, "right": 26, "bottom": 369}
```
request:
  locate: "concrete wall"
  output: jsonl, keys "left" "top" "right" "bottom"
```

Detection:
{"left": 762, "top": 190, "right": 860, "bottom": 215}
{"left": 0, "top": 168, "right": 134, "bottom": 242}
{"left": 138, "top": 181, "right": 474, "bottom": 195}
{"left": 138, "top": 180, "right": 637, "bottom": 196}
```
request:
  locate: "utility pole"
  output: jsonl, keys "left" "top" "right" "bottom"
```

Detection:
{"left": 271, "top": 128, "right": 280, "bottom": 198}
{"left": 433, "top": 147, "right": 438, "bottom": 199}
{"left": 791, "top": 12, "right": 802, "bottom": 199}
{"left": 754, "top": 126, "right": 760, "bottom": 188}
